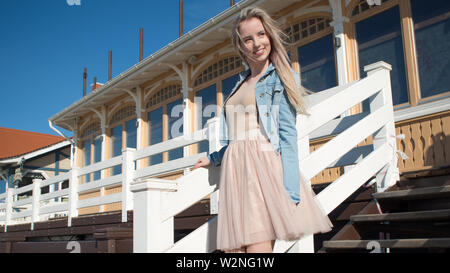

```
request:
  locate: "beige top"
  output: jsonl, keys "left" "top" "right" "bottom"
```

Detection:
{"left": 225, "top": 83, "right": 266, "bottom": 143}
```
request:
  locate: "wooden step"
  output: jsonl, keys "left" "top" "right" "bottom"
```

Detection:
{"left": 323, "top": 238, "right": 450, "bottom": 250}
{"left": 350, "top": 209, "right": 450, "bottom": 223}
{"left": 372, "top": 185, "right": 450, "bottom": 201}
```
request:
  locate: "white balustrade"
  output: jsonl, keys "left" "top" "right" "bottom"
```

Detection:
{"left": 0, "top": 62, "right": 398, "bottom": 254}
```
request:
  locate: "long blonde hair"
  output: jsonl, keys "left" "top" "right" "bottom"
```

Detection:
{"left": 231, "top": 7, "right": 308, "bottom": 114}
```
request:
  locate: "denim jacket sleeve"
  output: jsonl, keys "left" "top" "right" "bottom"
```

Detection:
{"left": 278, "top": 87, "right": 301, "bottom": 203}
{"left": 207, "top": 144, "right": 228, "bottom": 167}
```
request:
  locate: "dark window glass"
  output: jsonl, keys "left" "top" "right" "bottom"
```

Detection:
{"left": 84, "top": 141, "right": 91, "bottom": 182}
{"left": 298, "top": 34, "right": 337, "bottom": 92}
{"left": 196, "top": 84, "right": 217, "bottom": 154}
{"left": 93, "top": 137, "right": 102, "bottom": 181}
{"left": 126, "top": 118, "right": 137, "bottom": 149}
{"left": 167, "top": 99, "right": 184, "bottom": 161}
{"left": 411, "top": 0, "right": 450, "bottom": 98}
{"left": 356, "top": 6, "right": 408, "bottom": 107}
{"left": 149, "top": 107, "right": 163, "bottom": 165}
{"left": 112, "top": 125, "right": 122, "bottom": 175}
{"left": 222, "top": 74, "right": 240, "bottom": 103}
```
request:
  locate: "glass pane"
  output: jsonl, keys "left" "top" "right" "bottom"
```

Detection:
{"left": 149, "top": 107, "right": 163, "bottom": 165}
{"left": 93, "top": 137, "right": 102, "bottom": 181}
{"left": 167, "top": 99, "right": 184, "bottom": 161}
{"left": 84, "top": 141, "right": 91, "bottom": 182}
{"left": 126, "top": 118, "right": 137, "bottom": 149}
{"left": 356, "top": 6, "right": 408, "bottom": 107}
{"left": 111, "top": 125, "right": 122, "bottom": 175}
{"left": 298, "top": 34, "right": 337, "bottom": 92}
{"left": 222, "top": 74, "right": 240, "bottom": 103}
{"left": 196, "top": 84, "right": 217, "bottom": 154}
{"left": 411, "top": 0, "right": 450, "bottom": 98}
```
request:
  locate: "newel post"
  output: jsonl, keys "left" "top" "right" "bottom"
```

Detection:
{"left": 31, "top": 178, "right": 42, "bottom": 230}
{"left": 5, "top": 187, "right": 13, "bottom": 231}
{"left": 68, "top": 167, "right": 79, "bottom": 227}
{"left": 121, "top": 148, "right": 136, "bottom": 222}
{"left": 207, "top": 117, "right": 221, "bottom": 215}
{"left": 131, "top": 178, "right": 178, "bottom": 253}
{"left": 364, "top": 61, "right": 398, "bottom": 192}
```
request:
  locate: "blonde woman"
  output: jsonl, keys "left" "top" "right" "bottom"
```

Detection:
{"left": 193, "top": 7, "right": 332, "bottom": 253}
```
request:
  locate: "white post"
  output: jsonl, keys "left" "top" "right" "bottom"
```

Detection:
{"left": 5, "top": 188, "right": 13, "bottom": 231}
{"left": 31, "top": 178, "right": 42, "bottom": 230}
{"left": 296, "top": 114, "right": 315, "bottom": 253}
{"left": 364, "top": 61, "right": 398, "bottom": 192}
{"left": 131, "top": 178, "right": 178, "bottom": 253}
{"left": 68, "top": 168, "right": 79, "bottom": 227}
{"left": 207, "top": 117, "right": 221, "bottom": 215}
{"left": 122, "top": 148, "right": 135, "bottom": 222}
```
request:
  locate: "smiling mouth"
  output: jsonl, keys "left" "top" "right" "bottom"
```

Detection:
{"left": 254, "top": 48, "right": 265, "bottom": 56}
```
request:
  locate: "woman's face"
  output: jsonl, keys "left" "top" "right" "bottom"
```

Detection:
{"left": 238, "top": 17, "right": 271, "bottom": 67}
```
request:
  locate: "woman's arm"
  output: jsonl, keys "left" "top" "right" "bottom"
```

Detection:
{"left": 278, "top": 89, "right": 301, "bottom": 203}
{"left": 207, "top": 144, "right": 229, "bottom": 167}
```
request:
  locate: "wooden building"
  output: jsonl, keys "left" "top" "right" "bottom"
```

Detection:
{"left": 1, "top": 0, "right": 449, "bottom": 253}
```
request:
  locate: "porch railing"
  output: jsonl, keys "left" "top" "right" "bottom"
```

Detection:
{"left": 0, "top": 61, "right": 399, "bottom": 253}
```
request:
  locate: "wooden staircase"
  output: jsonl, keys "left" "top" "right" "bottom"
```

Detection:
{"left": 320, "top": 168, "right": 450, "bottom": 253}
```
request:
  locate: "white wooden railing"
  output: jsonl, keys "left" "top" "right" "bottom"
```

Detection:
{"left": 130, "top": 61, "right": 399, "bottom": 253}
{"left": 0, "top": 61, "right": 398, "bottom": 253}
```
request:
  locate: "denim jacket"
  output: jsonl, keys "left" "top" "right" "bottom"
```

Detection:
{"left": 207, "top": 63, "right": 301, "bottom": 203}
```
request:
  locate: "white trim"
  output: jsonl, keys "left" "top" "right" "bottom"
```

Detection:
{"left": 394, "top": 97, "right": 450, "bottom": 122}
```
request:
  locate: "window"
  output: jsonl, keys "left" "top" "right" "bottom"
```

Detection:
{"left": 148, "top": 107, "right": 163, "bottom": 165}
{"left": 298, "top": 34, "right": 337, "bottom": 92}
{"left": 355, "top": 5, "right": 408, "bottom": 107}
{"left": 411, "top": 0, "right": 450, "bottom": 99}
{"left": 80, "top": 121, "right": 102, "bottom": 182}
{"left": 196, "top": 84, "right": 217, "bottom": 154}
{"left": 167, "top": 99, "right": 184, "bottom": 160}
{"left": 222, "top": 74, "right": 240, "bottom": 103}
{"left": 285, "top": 15, "right": 336, "bottom": 92}
{"left": 111, "top": 125, "right": 123, "bottom": 175}
{"left": 193, "top": 55, "right": 244, "bottom": 154}
{"left": 109, "top": 104, "right": 137, "bottom": 175}
{"left": 145, "top": 83, "right": 183, "bottom": 165}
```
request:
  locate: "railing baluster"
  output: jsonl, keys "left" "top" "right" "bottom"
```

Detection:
{"left": 68, "top": 168, "right": 79, "bottom": 227}
{"left": 207, "top": 117, "right": 221, "bottom": 214}
{"left": 5, "top": 188, "right": 13, "bottom": 231}
{"left": 365, "top": 62, "right": 398, "bottom": 192}
{"left": 122, "top": 148, "right": 135, "bottom": 222}
{"left": 131, "top": 178, "right": 178, "bottom": 252}
{"left": 31, "top": 178, "right": 41, "bottom": 230}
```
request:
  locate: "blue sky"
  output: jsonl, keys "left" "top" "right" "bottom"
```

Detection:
{"left": 0, "top": 0, "right": 238, "bottom": 136}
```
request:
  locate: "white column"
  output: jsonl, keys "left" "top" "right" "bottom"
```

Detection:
{"left": 207, "top": 117, "right": 221, "bottom": 215}
{"left": 121, "top": 147, "right": 136, "bottom": 222}
{"left": 31, "top": 178, "right": 41, "bottom": 230}
{"left": 136, "top": 86, "right": 143, "bottom": 150}
{"left": 68, "top": 167, "right": 79, "bottom": 227}
{"left": 365, "top": 61, "right": 397, "bottom": 192}
{"left": 5, "top": 187, "right": 13, "bottom": 231}
{"left": 131, "top": 178, "right": 178, "bottom": 253}
{"left": 329, "top": 0, "right": 349, "bottom": 87}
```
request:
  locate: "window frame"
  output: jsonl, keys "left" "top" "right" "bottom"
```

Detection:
{"left": 144, "top": 82, "right": 184, "bottom": 164}
{"left": 284, "top": 13, "right": 336, "bottom": 81}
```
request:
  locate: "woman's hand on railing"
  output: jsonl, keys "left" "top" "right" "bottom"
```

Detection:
{"left": 193, "top": 157, "right": 210, "bottom": 169}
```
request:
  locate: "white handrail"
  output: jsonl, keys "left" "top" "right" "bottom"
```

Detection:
{"left": 0, "top": 62, "right": 398, "bottom": 254}
{"left": 130, "top": 61, "right": 398, "bottom": 253}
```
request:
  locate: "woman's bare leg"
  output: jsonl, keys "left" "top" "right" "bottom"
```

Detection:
{"left": 225, "top": 246, "right": 246, "bottom": 253}
{"left": 246, "top": 240, "right": 275, "bottom": 253}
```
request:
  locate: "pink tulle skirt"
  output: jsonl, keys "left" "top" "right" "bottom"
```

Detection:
{"left": 216, "top": 129, "right": 333, "bottom": 252}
